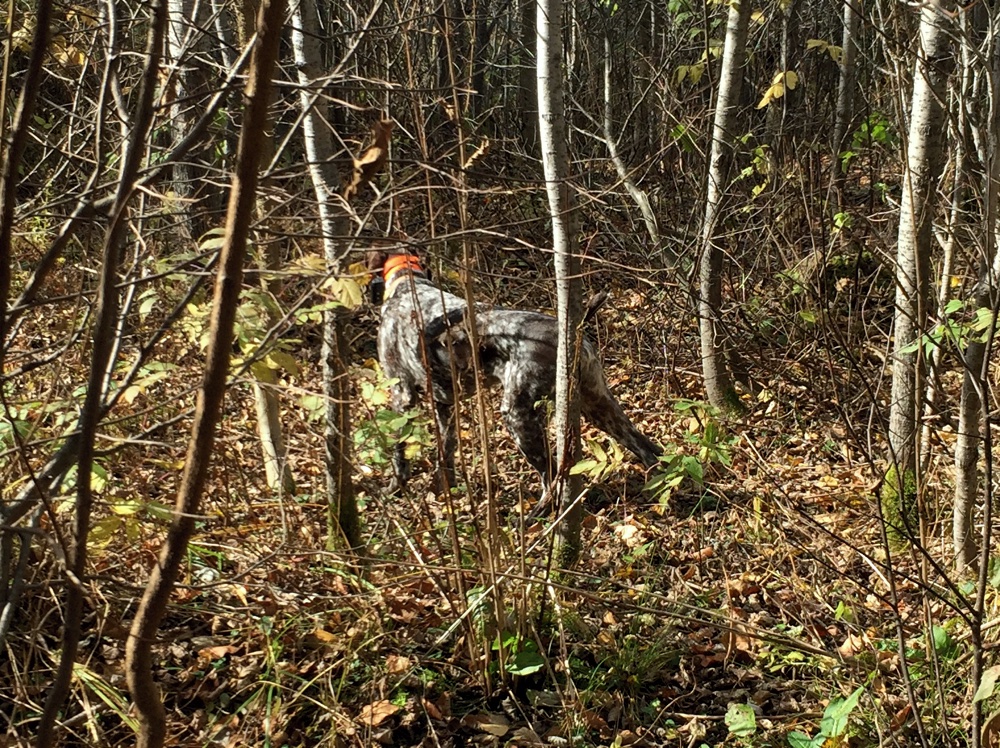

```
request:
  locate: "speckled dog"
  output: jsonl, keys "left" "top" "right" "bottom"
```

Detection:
{"left": 369, "top": 250, "right": 662, "bottom": 496}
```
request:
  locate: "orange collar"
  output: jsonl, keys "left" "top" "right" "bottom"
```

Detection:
{"left": 382, "top": 254, "right": 424, "bottom": 285}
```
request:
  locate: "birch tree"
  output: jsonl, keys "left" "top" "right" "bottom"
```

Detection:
{"left": 885, "top": 0, "right": 952, "bottom": 517}
{"left": 537, "top": 0, "right": 583, "bottom": 564}
{"left": 291, "top": 0, "right": 362, "bottom": 551}
{"left": 698, "top": 0, "right": 751, "bottom": 413}
{"left": 954, "top": 20, "right": 998, "bottom": 572}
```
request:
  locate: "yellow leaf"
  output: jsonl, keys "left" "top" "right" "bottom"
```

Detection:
{"left": 751, "top": 9, "right": 765, "bottom": 23}
{"left": 347, "top": 260, "right": 370, "bottom": 285}
{"left": 111, "top": 501, "right": 141, "bottom": 516}
{"left": 122, "top": 385, "right": 142, "bottom": 404}
{"left": 292, "top": 254, "right": 327, "bottom": 275}
{"left": 323, "top": 276, "right": 364, "bottom": 309}
{"left": 265, "top": 350, "right": 299, "bottom": 376}
{"left": 784, "top": 70, "right": 799, "bottom": 90}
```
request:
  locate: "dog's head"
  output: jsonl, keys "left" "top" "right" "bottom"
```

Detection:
{"left": 366, "top": 246, "right": 427, "bottom": 305}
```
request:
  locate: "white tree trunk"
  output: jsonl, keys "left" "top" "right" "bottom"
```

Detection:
{"left": 887, "top": 0, "right": 953, "bottom": 479}
{"left": 698, "top": 0, "right": 751, "bottom": 413}
{"left": 537, "top": 0, "right": 583, "bottom": 564}
{"left": 954, "top": 13, "right": 998, "bottom": 572}
{"left": 291, "top": 0, "right": 361, "bottom": 550}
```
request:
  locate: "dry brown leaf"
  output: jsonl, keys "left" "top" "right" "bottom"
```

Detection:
{"left": 357, "top": 699, "right": 400, "bottom": 727}
{"left": 386, "top": 654, "right": 412, "bottom": 674}
{"left": 984, "top": 708, "right": 1000, "bottom": 748}
{"left": 343, "top": 119, "right": 393, "bottom": 201}
{"left": 198, "top": 644, "right": 238, "bottom": 661}
{"left": 838, "top": 632, "right": 869, "bottom": 658}
{"left": 461, "top": 712, "right": 510, "bottom": 737}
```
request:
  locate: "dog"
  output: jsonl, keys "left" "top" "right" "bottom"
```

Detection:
{"left": 368, "top": 249, "right": 662, "bottom": 500}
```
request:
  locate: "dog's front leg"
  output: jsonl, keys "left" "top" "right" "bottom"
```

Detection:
{"left": 433, "top": 400, "right": 458, "bottom": 492}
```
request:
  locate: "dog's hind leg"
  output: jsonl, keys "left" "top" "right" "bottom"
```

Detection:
{"left": 501, "top": 385, "right": 554, "bottom": 491}
{"left": 433, "top": 400, "right": 458, "bottom": 492}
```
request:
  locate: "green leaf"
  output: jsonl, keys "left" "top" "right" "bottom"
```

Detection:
{"left": 682, "top": 456, "right": 704, "bottom": 484}
{"left": 974, "top": 665, "right": 1000, "bottom": 703}
{"left": 944, "top": 298, "right": 964, "bottom": 315}
{"left": 570, "top": 459, "right": 600, "bottom": 476}
{"left": 725, "top": 703, "right": 756, "bottom": 738}
{"left": 508, "top": 650, "right": 546, "bottom": 676}
{"left": 819, "top": 686, "right": 862, "bottom": 738}
{"left": 931, "top": 624, "right": 956, "bottom": 658}
{"left": 786, "top": 731, "right": 819, "bottom": 748}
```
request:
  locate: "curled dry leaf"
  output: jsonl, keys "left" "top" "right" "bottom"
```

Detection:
{"left": 838, "top": 632, "right": 869, "bottom": 658}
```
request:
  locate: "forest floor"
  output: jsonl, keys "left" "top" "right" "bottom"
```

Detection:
{"left": 8, "top": 248, "right": 972, "bottom": 747}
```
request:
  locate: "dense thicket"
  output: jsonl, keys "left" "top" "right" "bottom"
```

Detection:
{"left": 3, "top": 0, "right": 999, "bottom": 745}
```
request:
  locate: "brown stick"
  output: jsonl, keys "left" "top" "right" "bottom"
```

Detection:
{"left": 123, "top": 2, "right": 287, "bottom": 747}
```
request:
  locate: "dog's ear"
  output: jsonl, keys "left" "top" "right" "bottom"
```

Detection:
{"left": 367, "top": 251, "right": 388, "bottom": 305}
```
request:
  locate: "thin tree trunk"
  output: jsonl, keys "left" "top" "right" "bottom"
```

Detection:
{"left": 0, "top": 0, "right": 53, "bottom": 358}
{"left": 233, "top": 0, "right": 297, "bottom": 498}
{"left": 166, "top": 0, "right": 213, "bottom": 238}
{"left": 954, "top": 17, "right": 998, "bottom": 573}
{"left": 518, "top": 0, "right": 538, "bottom": 152}
{"left": 832, "top": 0, "right": 861, "bottom": 203}
{"left": 698, "top": 0, "right": 751, "bottom": 414}
{"left": 765, "top": 0, "right": 802, "bottom": 165}
{"left": 602, "top": 33, "right": 659, "bottom": 252}
{"left": 291, "top": 0, "right": 362, "bottom": 551}
{"left": 887, "top": 0, "right": 952, "bottom": 482}
{"left": 124, "top": 3, "right": 285, "bottom": 746}
{"left": 537, "top": 0, "right": 582, "bottom": 566}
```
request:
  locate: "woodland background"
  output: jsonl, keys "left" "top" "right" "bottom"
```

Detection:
{"left": 1, "top": 0, "right": 998, "bottom": 746}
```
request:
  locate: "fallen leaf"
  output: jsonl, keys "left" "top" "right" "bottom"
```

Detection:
{"left": 462, "top": 712, "right": 510, "bottom": 737}
{"left": 357, "top": 700, "right": 400, "bottom": 727}
{"left": 838, "top": 632, "right": 869, "bottom": 658}
{"left": 386, "top": 654, "right": 412, "bottom": 674}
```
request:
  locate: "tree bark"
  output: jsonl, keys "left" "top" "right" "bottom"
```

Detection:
{"left": 124, "top": 3, "right": 286, "bottom": 746}
{"left": 518, "top": 0, "right": 538, "bottom": 152}
{"left": 698, "top": 0, "right": 751, "bottom": 414}
{"left": 887, "top": 0, "right": 952, "bottom": 481}
{"left": 537, "top": 0, "right": 582, "bottom": 566}
{"left": 831, "top": 0, "right": 861, "bottom": 203}
{"left": 291, "top": 0, "right": 362, "bottom": 551}
{"left": 954, "top": 12, "right": 997, "bottom": 573}
{"left": 166, "top": 0, "right": 214, "bottom": 238}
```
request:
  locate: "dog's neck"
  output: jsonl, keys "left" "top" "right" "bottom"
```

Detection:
{"left": 382, "top": 254, "right": 426, "bottom": 299}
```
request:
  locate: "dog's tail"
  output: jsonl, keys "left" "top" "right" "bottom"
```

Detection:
{"left": 584, "top": 291, "right": 609, "bottom": 324}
